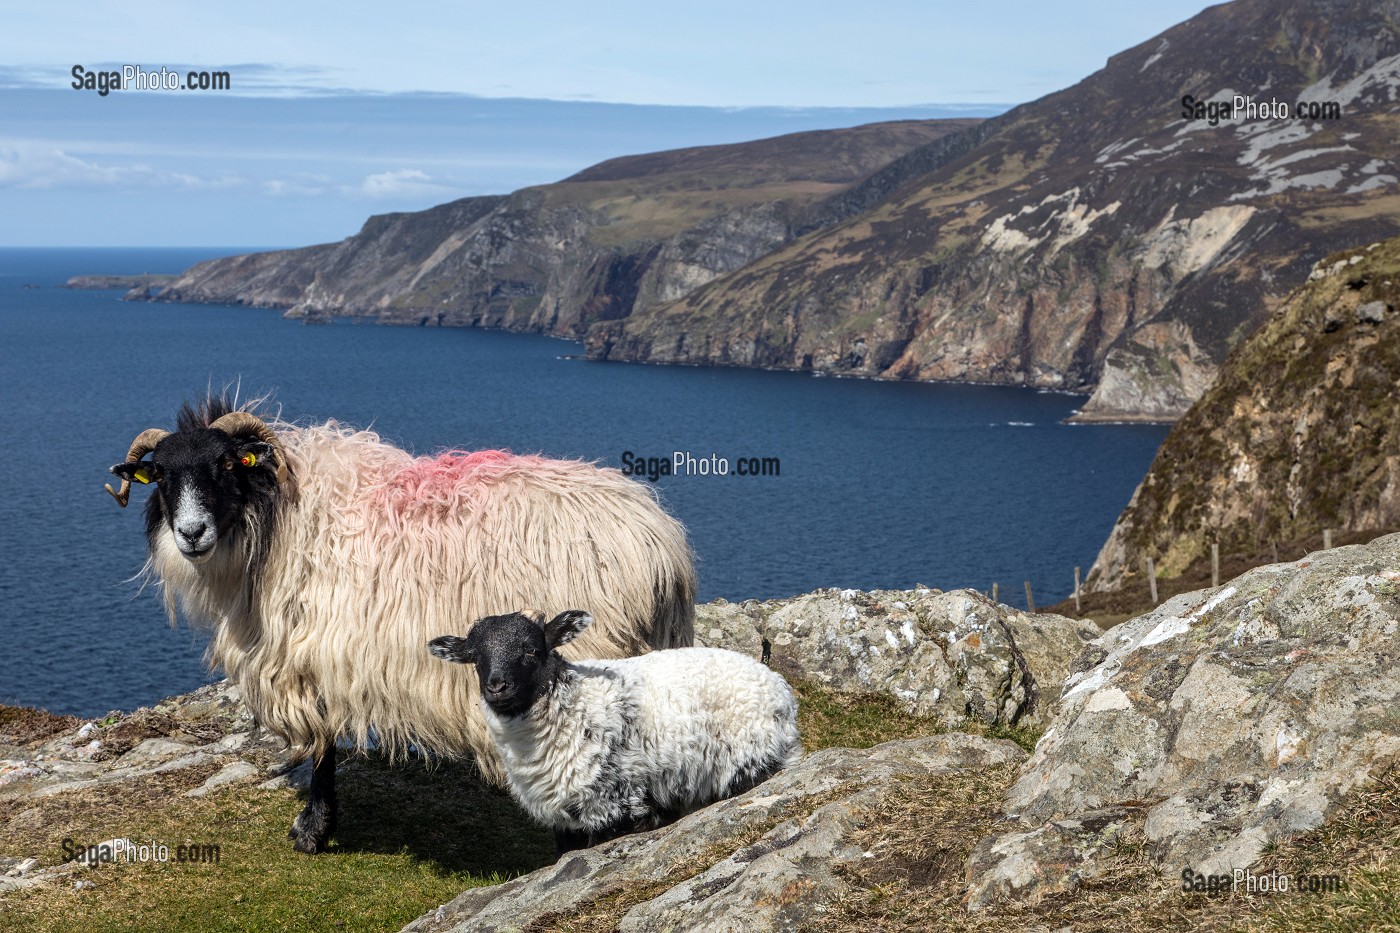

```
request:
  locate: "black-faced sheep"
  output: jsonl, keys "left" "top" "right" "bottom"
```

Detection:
{"left": 428, "top": 609, "right": 802, "bottom": 855}
{"left": 105, "top": 397, "right": 696, "bottom": 853}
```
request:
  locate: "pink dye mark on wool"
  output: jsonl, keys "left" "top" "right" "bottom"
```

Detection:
{"left": 374, "top": 449, "right": 553, "bottom": 513}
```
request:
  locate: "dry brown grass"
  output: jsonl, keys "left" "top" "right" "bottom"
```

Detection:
{"left": 810, "top": 764, "right": 1400, "bottom": 933}
{"left": 0, "top": 706, "right": 81, "bottom": 746}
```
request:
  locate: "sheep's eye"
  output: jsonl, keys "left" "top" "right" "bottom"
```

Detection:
{"left": 523, "top": 648, "right": 539, "bottom": 660}
{"left": 240, "top": 452, "right": 258, "bottom": 468}
{"left": 223, "top": 458, "right": 235, "bottom": 471}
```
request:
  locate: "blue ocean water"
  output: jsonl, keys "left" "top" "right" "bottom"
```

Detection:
{"left": 0, "top": 248, "right": 1168, "bottom": 717}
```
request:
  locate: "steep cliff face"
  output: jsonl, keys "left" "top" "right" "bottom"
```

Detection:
{"left": 145, "top": 120, "right": 975, "bottom": 336}
{"left": 587, "top": 0, "right": 1400, "bottom": 420}
{"left": 1085, "top": 236, "right": 1400, "bottom": 591}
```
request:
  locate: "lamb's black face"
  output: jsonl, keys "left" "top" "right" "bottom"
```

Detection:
{"left": 110, "top": 429, "right": 276, "bottom": 563}
{"left": 429, "top": 610, "right": 594, "bottom": 717}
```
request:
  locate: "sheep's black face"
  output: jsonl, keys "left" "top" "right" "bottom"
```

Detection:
{"left": 111, "top": 429, "right": 276, "bottom": 564}
{"left": 429, "top": 610, "right": 594, "bottom": 717}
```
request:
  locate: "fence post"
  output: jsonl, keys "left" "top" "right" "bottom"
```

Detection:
{"left": 1323, "top": 528, "right": 1333, "bottom": 550}
{"left": 1073, "top": 566, "right": 1082, "bottom": 614}
{"left": 992, "top": 582, "right": 999, "bottom": 604}
{"left": 1211, "top": 543, "right": 1220, "bottom": 588}
{"left": 1024, "top": 581, "right": 1035, "bottom": 613}
{"left": 1146, "top": 557, "right": 1158, "bottom": 605}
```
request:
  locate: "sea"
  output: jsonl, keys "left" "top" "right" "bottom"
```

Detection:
{"left": 0, "top": 247, "right": 1169, "bottom": 718}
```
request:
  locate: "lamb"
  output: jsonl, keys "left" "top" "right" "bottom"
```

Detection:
{"left": 105, "top": 396, "right": 696, "bottom": 853}
{"left": 428, "top": 609, "right": 802, "bottom": 855}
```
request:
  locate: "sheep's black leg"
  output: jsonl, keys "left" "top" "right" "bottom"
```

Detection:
{"left": 553, "top": 828, "right": 590, "bottom": 859}
{"left": 289, "top": 746, "right": 337, "bottom": 854}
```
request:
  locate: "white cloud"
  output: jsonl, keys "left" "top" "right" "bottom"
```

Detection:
{"left": 0, "top": 139, "right": 249, "bottom": 191}
{"left": 353, "top": 168, "right": 458, "bottom": 199}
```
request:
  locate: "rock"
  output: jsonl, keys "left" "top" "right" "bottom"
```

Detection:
{"left": 213, "top": 732, "right": 251, "bottom": 752}
{"left": 0, "top": 760, "right": 44, "bottom": 788}
{"left": 1356, "top": 299, "right": 1389, "bottom": 323}
{"left": 966, "top": 806, "right": 1137, "bottom": 909}
{"left": 116, "top": 738, "right": 197, "bottom": 767}
{"left": 258, "top": 758, "right": 313, "bottom": 791}
{"left": 697, "top": 588, "right": 1099, "bottom": 728}
{"left": 403, "top": 734, "right": 1026, "bottom": 933}
{"left": 969, "top": 534, "right": 1400, "bottom": 907}
{"left": 5, "top": 857, "right": 38, "bottom": 877}
{"left": 186, "top": 760, "right": 259, "bottom": 797}
{"left": 150, "top": 752, "right": 216, "bottom": 775}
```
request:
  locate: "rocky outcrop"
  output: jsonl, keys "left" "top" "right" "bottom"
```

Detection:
{"left": 967, "top": 532, "right": 1400, "bottom": 907}
{"left": 589, "top": 0, "right": 1400, "bottom": 421}
{"left": 0, "top": 681, "right": 305, "bottom": 893}
{"left": 63, "top": 274, "right": 175, "bottom": 292}
{"left": 696, "top": 587, "right": 1100, "bottom": 729}
{"left": 403, "top": 734, "right": 1026, "bottom": 933}
{"left": 1087, "top": 236, "right": 1400, "bottom": 591}
{"left": 138, "top": 120, "right": 973, "bottom": 339}
{"left": 4, "top": 542, "right": 1399, "bottom": 925}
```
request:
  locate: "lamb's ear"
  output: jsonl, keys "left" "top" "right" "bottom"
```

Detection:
{"left": 545, "top": 611, "right": 593, "bottom": 650}
{"left": 428, "top": 635, "right": 476, "bottom": 664}
{"left": 519, "top": 608, "right": 546, "bottom": 625}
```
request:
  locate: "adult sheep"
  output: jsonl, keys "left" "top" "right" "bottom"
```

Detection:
{"left": 105, "top": 397, "right": 696, "bottom": 853}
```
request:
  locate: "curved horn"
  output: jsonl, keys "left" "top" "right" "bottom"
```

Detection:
{"left": 208, "top": 411, "right": 290, "bottom": 486}
{"left": 104, "top": 428, "right": 170, "bottom": 507}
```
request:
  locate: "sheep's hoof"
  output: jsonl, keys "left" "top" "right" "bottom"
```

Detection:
{"left": 288, "top": 801, "right": 335, "bottom": 854}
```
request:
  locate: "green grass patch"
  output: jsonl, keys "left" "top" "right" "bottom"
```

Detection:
{"left": 2, "top": 755, "right": 553, "bottom": 933}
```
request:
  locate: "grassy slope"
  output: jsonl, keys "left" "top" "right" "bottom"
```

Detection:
{"left": 3, "top": 680, "right": 1395, "bottom": 931}
{"left": 0, "top": 682, "right": 948, "bottom": 933}
{"left": 533, "top": 119, "right": 980, "bottom": 249}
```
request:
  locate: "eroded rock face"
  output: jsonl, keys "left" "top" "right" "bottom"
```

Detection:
{"left": 403, "top": 734, "right": 1027, "bottom": 933}
{"left": 1086, "top": 237, "right": 1400, "bottom": 591}
{"left": 696, "top": 588, "right": 1100, "bottom": 729}
{"left": 588, "top": 0, "right": 1400, "bottom": 420}
{"left": 137, "top": 120, "right": 970, "bottom": 340}
{"left": 968, "top": 533, "right": 1400, "bottom": 907}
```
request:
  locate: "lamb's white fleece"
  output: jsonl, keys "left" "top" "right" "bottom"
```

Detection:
{"left": 484, "top": 647, "right": 802, "bottom": 834}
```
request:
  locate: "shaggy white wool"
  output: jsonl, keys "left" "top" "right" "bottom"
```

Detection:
{"left": 484, "top": 647, "right": 802, "bottom": 833}
{"left": 146, "top": 419, "right": 695, "bottom": 783}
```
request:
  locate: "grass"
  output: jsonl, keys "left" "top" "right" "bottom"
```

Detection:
{"left": 811, "top": 765, "right": 1400, "bottom": 933}
{"left": 0, "top": 753, "right": 554, "bottom": 933}
{"left": 5, "top": 684, "right": 1395, "bottom": 932}
{"left": 0, "top": 681, "right": 941, "bottom": 933}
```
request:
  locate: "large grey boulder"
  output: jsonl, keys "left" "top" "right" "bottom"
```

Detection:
{"left": 968, "top": 533, "right": 1400, "bottom": 906}
{"left": 697, "top": 588, "right": 1099, "bottom": 728}
{"left": 403, "top": 734, "right": 1026, "bottom": 933}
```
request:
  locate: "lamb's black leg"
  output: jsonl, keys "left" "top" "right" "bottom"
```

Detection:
{"left": 553, "top": 828, "right": 590, "bottom": 859}
{"left": 289, "top": 746, "right": 337, "bottom": 854}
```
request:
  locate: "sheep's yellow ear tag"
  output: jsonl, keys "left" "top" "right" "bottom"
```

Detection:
{"left": 240, "top": 452, "right": 257, "bottom": 468}
{"left": 132, "top": 466, "right": 154, "bottom": 484}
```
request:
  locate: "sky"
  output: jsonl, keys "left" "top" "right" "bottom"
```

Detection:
{"left": 0, "top": 1, "right": 1216, "bottom": 247}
